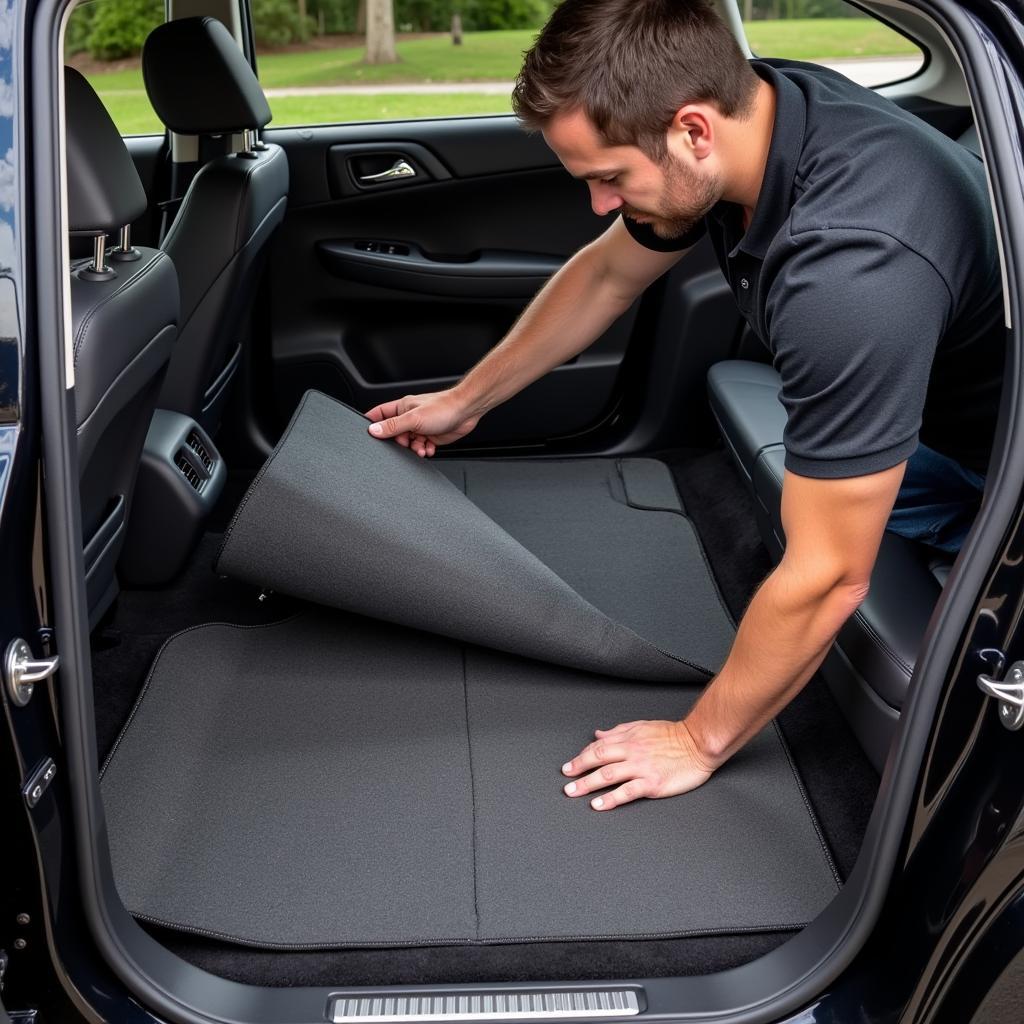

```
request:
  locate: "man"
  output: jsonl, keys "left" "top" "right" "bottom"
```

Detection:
{"left": 365, "top": 0, "right": 1004, "bottom": 810}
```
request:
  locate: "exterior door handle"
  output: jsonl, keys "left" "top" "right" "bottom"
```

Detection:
{"left": 359, "top": 159, "right": 416, "bottom": 183}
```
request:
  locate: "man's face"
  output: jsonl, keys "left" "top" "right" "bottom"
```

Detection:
{"left": 542, "top": 108, "right": 723, "bottom": 239}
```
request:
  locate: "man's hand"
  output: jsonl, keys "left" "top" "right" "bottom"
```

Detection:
{"left": 561, "top": 719, "right": 717, "bottom": 810}
{"left": 365, "top": 390, "right": 480, "bottom": 457}
{"left": 561, "top": 463, "right": 907, "bottom": 812}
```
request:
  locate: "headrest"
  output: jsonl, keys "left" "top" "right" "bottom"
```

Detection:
{"left": 64, "top": 68, "right": 148, "bottom": 236}
{"left": 143, "top": 18, "right": 272, "bottom": 135}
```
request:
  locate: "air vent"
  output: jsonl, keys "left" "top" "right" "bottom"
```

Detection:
{"left": 186, "top": 431, "right": 213, "bottom": 470}
{"left": 175, "top": 450, "right": 203, "bottom": 491}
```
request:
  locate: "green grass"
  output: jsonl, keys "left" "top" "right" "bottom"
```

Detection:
{"left": 270, "top": 92, "right": 513, "bottom": 126}
{"left": 745, "top": 18, "right": 918, "bottom": 59}
{"left": 99, "top": 91, "right": 514, "bottom": 136}
{"left": 88, "top": 19, "right": 920, "bottom": 134}
{"left": 257, "top": 30, "right": 536, "bottom": 88}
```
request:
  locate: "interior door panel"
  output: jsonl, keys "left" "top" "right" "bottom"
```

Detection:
{"left": 263, "top": 117, "right": 649, "bottom": 448}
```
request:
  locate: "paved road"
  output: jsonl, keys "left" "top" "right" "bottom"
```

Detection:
{"left": 262, "top": 55, "right": 926, "bottom": 99}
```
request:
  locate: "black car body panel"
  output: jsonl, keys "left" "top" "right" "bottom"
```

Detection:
{"left": 2, "top": 0, "right": 1024, "bottom": 1021}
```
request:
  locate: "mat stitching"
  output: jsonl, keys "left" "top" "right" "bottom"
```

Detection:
{"left": 771, "top": 719, "right": 843, "bottom": 888}
{"left": 614, "top": 458, "right": 738, "bottom": 633}
{"left": 460, "top": 645, "right": 481, "bottom": 940}
{"left": 99, "top": 615, "right": 304, "bottom": 780}
{"left": 129, "top": 909, "right": 810, "bottom": 951}
{"left": 215, "top": 389, "right": 316, "bottom": 567}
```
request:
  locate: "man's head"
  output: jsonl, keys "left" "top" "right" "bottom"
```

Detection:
{"left": 512, "top": 0, "right": 760, "bottom": 237}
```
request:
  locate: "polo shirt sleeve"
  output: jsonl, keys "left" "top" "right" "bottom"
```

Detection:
{"left": 765, "top": 228, "right": 952, "bottom": 479}
{"left": 621, "top": 214, "right": 707, "bottom": 252}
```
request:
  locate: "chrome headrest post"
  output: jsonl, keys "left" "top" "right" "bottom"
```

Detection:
{"left": 237, "top": 128, "right": 259, "bottom": 160}
{"left": 111, "top": 224, "right": 142, "bottom": 263}
{"left": 78, "top": 233, "right": 117, "bottom": 281}
{"left": 93, "top": 234, "right": 108, "bottom": 273}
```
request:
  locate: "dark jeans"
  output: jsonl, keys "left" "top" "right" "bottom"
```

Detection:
{"left": 886, "top": 444, "right": 986, "bottom": 554}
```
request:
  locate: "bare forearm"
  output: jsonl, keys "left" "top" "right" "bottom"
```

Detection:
{"left": 683, "top": 565, "right": 867, "bottom": 766}
{"left": 453, "top": 243, "right": 635, "bottom": 417}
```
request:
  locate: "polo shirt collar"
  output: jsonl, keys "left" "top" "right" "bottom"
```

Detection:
{"left": 709, "top": 60, "right": 807, "bottom": 259}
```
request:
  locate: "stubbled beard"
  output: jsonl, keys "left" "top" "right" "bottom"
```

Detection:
{"left": 624, "top": 156, "right": 722, "bottom": 239}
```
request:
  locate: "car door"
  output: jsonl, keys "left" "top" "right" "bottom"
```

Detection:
{"left": 250, "top": 115, "right": 739, "bottom": 454}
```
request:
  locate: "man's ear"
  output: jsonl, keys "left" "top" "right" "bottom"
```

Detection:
{"left": 670, "top": 105, "right": 714, "bottom": 160}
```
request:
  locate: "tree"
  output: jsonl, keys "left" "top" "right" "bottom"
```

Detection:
{"left": 365, "top": 0, "right": 397, "bottom": 63}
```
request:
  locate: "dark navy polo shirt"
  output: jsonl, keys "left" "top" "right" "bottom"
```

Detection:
{"left": 626, "top": 58, "right": 1004, "bottom": 480}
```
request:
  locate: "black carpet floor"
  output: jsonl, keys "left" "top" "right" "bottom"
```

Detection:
{"left": 95, "top": 442, "right": 878, "bottom": 985}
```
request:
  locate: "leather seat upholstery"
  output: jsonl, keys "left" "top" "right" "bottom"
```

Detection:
{"left": 708, "top": 360, "right": 951, "bottom": 771}
{"left": 142, "top": 17, "right": 289, "bottom": 432}
{"left": 65, "top": 67, "right": 180, "bottom": 626}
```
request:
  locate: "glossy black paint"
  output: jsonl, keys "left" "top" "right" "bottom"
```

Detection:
{"left": 2, "top": 1, "right": 1023, "bottom": 1023}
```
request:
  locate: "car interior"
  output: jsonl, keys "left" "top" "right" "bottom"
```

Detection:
{"left": 57, "top": 0, "right": 1005, "bottom": 1010}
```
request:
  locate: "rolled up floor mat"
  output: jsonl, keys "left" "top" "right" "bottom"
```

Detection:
{"left": 216, "top": 390, "right": 732, "bottom": 682}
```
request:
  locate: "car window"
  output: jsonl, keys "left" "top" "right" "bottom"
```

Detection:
{"left": 249, "top": 1, "right": 558, "bottom": 128}
{"left": 67, "top": 0, "right": 927, "bottom": 135}
{"left": 744, "top": 0, "right": 925, "bottom": 89}
{"left": 64, "top": 0, "right": 163, "bottom": 135}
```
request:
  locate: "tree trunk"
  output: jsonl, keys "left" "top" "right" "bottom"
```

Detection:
{"left": 451, "top": 12, "right": 463, "bottom": 45}
{"left": 356, "top": 0, "right": 367, "bottom": 34}
{"left": 297, "top": 0, "right": 307, "bottom": 30}
{"left": 743, "top": 0, "right": 753, "bottom": 21}
{"left": 365, "top": 0, "right": 397, "bottom": 64}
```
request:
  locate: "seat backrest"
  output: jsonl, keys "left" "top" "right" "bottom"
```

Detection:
{"left": 65, "top": 67, "right": 180, "bottom": 625}
{"left": 142, "top": 17, "right": 289, "bottom": 433}
{"left": 958, "top": 122, "right": 981, "bottom": 157}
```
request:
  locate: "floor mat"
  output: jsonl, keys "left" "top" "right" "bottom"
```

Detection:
{"left": 215, "top": 392, "right": 733, "bottom": 683}
{"left": 101, "top": 611, "right": 840, "bottom": 949}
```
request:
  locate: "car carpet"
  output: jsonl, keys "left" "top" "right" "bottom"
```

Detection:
{"left": 101, "top": 394, "right": 838, "bottom": 948}
{"left": 100, "top": 610, "right": 840, "bottom": 948}
{"left": 214, "top": 390, "right": 735, "bottom": 684}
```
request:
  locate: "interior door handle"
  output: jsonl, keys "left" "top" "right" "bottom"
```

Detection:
{"left": 359, "top": 159, "right": 416, "bottom": 183}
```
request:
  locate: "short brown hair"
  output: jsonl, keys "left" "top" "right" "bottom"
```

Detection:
{"left": 512, "top": 0, "right": 758, "bottom": 160}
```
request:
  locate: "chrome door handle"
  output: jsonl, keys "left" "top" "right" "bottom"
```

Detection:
{"left": 4, "top": 638, "right": 60, "bottom": 707}
{"left": 359, "top": 159, "right": 416, "bottom": 183}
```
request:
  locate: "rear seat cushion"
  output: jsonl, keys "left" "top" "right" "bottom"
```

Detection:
{"left": 708, "top": 361, "right": 788, "bottom": 482}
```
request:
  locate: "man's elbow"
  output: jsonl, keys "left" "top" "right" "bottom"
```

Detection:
{"left": 833, "top": 577, "right": 871, "bottom": 617}
{"left": 778, "top": 557, "right": 872, "bottom": 622}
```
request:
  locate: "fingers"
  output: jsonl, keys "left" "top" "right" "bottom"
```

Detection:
{"left": 364, "top": 399, "right": 405, "bottom": 423}
{"left": 561, "top": 740, "right": 626, "bottom": 778}
{"left": 367, "top": 409, "right": 421, "bottom": 441}
{"left": 563, "top": 761, "right": 632, "bottom": 798}
{"left": 594, "top": 721, "right": 644, "bottom": 739}
{"left": 563, "top": 762, "right": 650, "bottom": 811}
{"left": 590, "top": 780, "right": 649, "bottom": 811}
{"left": 409, "top": 435, "right": 437, "bottom": 458}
